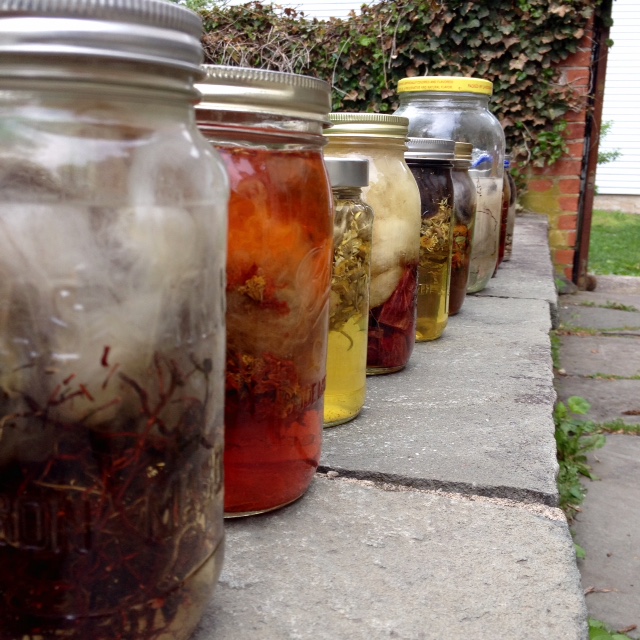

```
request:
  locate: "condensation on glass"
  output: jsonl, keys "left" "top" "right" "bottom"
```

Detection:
{"left": 195, "top": 66, "right": 333, "bottom": 517}
{"left": 0, "top": 2, "right": 228, "bottom": 638}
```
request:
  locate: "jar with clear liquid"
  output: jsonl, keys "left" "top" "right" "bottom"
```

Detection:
{"left": 0, "top": 2, "right": 228, "bottom": 638}
{"left": 404, "top": 138, "right": 455, "bottom": 341}
{"left": 323, "top": 158, "right": 374, "bottom": 427}
{"left": 393, "top": 76, "right": 505, "bottom": 293}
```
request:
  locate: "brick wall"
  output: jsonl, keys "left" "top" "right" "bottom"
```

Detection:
{"left": 519, "top": 24, "right": 594, "bottom": 281}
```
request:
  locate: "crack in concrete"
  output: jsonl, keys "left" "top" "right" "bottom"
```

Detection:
{"left": 317, "top": 471, "right": 566, "bottom": 522}
{"left": 316, "top": 465, "right": 559, "bottom": 509}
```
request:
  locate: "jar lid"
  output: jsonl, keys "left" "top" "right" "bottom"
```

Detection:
{"left": 454, "top": 142, "right": 473, "bottom": 161}
{"left": 196, "top": 65, "right": 332, "bottom": 125}
{"left": 324, "top": 157, "right": 369, "bottom": 188}
{"left": 0, "top": 0, "right": 204, "bottom": 75}
{"left": 325, "top": 112, "right": 409, "bottom": 138}
{"left": 405, "top": 137, "right": 455, "bottom": 161}
{"left": 398, "top": 76, "right": 493, "bottom": 96}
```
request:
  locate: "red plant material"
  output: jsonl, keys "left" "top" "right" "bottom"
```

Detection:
{"left": 0, "top": 352, "right": 222, "bottom": 640}
{"left": 367, "top": 264, "right": 418, "bottom": 371}
{"left": 218, "top": 145, "right": 332, "bottom": 514}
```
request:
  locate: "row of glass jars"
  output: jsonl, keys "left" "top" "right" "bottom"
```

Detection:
{"left": 0, "top": 0, "right": 509, "bottom": 630}
{"left": 193, "top": 67, "right": 508, "bottom": 524}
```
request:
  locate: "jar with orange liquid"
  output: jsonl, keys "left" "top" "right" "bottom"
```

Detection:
{"left": 195, "top": 66, "right": 333, "bottom": 516}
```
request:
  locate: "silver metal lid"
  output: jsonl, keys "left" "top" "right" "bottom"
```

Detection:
{"left": 324, "top": 157, "right": 369, "bottom": 188}
{"left": 326, "top": 112, "right": 409, "bottom": 138}
{"left": 405, "top": 137, "right": 455, "bottom": 161}
{"left": 196, "top": 65, "right": 332, "bottom": 125}
{"left": 0, "top": 0, "right": 204, "bottom": 75}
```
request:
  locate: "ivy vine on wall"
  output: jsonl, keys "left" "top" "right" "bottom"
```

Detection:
{"left": 189, "top": 0, "right": 605, "bottom": 174}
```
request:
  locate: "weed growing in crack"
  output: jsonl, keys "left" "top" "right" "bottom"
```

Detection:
{"left": 555, "top": 396, "right": 605, "bottom": 521}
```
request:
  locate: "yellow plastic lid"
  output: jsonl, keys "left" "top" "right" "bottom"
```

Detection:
{"left": 397, "top": 76, "right": 493, "bottom": 96}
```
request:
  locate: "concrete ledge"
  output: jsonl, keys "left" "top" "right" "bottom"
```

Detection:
{"left": 194, "top": 214, "right": 588, "bottom": 640}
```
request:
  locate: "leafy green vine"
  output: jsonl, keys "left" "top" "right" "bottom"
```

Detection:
{"left": 185, "top": 0, "right": 607, "bottom": 173}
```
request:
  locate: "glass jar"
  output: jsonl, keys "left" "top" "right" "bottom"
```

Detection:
{"left": 504, "top": 155, "right": 518, "bottom": 261}
{"left": 449, "top": 142, "right": 477, "bottom": 315}
{"left": 323, "top": 158, "right": 374, "bottom": 427}
{"left": 404, "top": 138, "right": 455, "bottom": 341}
{"left": 324, "top": 114, "right": 421, "bottom": 375}
{"left": 394, "top": 76, "right": 505, "bottom": 293}
{"left": 195, "top": 66, "right": 333, "bottom": 516}
{"left": 0, "top": 2, "right": 227, "bottom": 639}
{"left": 496, "top": 156, "right": 512, "bottom": 271}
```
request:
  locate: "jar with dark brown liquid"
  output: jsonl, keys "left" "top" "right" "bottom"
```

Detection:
{"left": 449, "top": 142, "right": 477, "bottom": 315}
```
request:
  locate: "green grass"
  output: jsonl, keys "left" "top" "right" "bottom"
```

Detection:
{"left": 589, "top": 210, "right": 640, "bottom": 276}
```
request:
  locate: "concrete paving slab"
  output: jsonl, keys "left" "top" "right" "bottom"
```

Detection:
{"left": 595, "top": 275, "right": 640, "bottom": 296}
{"left": 475, "top": 214, "right": 558, "bottom": 324}
{"left": 322, "top": 295, "right": 559, "bottom": 504}
{"left": 560, "top": 292, "right": 640, "bottom": 311}
{"left": 558, "top": 335, "right": 640, "bottom": 378}
{"left": 554, "top": 376, "right": 640, "bottom": 424}
{"left": 195, "top": 476, "right": 588, "bottom": 640}
{"left": 573, "top": 435, "right": 640, "bottom": 639}
{"left": 559, "top": 305, "right": 640, "bottom": 333}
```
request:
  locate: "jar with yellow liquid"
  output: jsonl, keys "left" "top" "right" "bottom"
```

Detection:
{"left": 404, "top": 138, "right": 455, "bottom": 341}
{"left": 324, "top": 158, "right": 374, "bottom": 427}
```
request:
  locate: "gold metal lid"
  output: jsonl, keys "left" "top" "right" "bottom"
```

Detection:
{"left": 195, "top": 65, "right": 331, "bottom": 125}
{"left": 454, "top": 142, "right": 473, "bottom": 161}
{"left": 398, "top": 76, "right": 493, "bottom": 96}
{"left": 325, "top": 112, "right": 409, "bottom": 138}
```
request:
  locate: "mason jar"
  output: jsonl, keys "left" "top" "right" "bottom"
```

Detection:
{"left": 504, "top": 154, "right": 518, "bottom": 261}
{"left": 0, "top": 2, "right": 228, "bottom": 639}
{"left": 323, "top": 158, "right": 374, "bottom": 427}
{"left": 449, "top": 142, "right": 477, "bottom": 315}
{"left": 324, "top": 113, "right": 421, "bottom": 374}
{"left": 195, "top": 66, "right": 333, "bottom": 516}
{"left": 496, "top": 155, "right": 512, "bottom": 270}
{"left": 404, "top": 138, "right": 455, "bottom": 341}
{"left": 394, "top": 76, "right": 505, "bottom": 293}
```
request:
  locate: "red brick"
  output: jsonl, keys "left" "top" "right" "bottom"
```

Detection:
{"left": 564, "top": 266, "right": 574, "bottom": 280}
{"left": 565, "top": 108, "right": 588, "bottom": 124}
{"left": 559, "top": 178, "right": 580, "bottom": 195}
{"left": 555, "top": 249, "right": 575, "bottom": 266}
{"left": 563, "top": 68, "right": 590, "bottom": 86}
{"left": 558, "top": 214, "right": 578, "bottom": 230}
{"left": 549, "top": 158, "right": 582, "bottom": 177}
{"left": 560, "top": 195, "right": 580, "bottom": 212}
{"left": 565, "top": 123, "right": 585, "bottom": 140}
{"left": 564, "top": 230, "right": 577, "bottom": 247}
{"left": 563, "top": 47, "right": 592, "bottom": 68}
{"left": 567, "top": 142, "right": 586, "bottom": 157}
{"left": 527, "top": 178, "right": 555, "bottom": 192}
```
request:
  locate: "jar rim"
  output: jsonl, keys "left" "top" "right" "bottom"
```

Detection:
{"left": 0, "top": 0, "right": 204, "bottom": 78}
{"left": 195, "top": 65, "right": 332, "bottom": 126}
{"left": 398, "top": 76, "right": 493, "bottom": 96}
{"left": 325, "top": 112, "right": 409, "bottom": 138}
